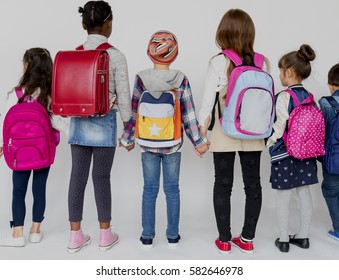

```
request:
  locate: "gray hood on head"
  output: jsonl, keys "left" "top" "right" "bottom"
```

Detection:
{"left": 137, "top": 69, "right": 185, "bottom": 99}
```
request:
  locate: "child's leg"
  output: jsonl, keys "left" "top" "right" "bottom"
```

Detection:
{"left": 12, "top": 170, "right": 31, "bottom": 237}
{"left": 276, "top": 189, "right": 292, "bottom": 242}
{"left": 162, "top": 152, "right": 181, "bottom": 239}
{"left": 239, "top": 151, "right": 262, "bottom": 240}
{"left": 213, "top": 152, "right": 236, "bottom": 242}
{"left": 141, "top": 152, "right": 161, "bottom": 239}
{"left": 68, "top": 145, "right": 92, "bottom": 230}
{"left": 92, "top": 147, "right": 115, "bottom": 228}
{"left": 31, "top": 167, "right": 50, "bottom": 233}
{"left": 296, "top": 185, "right": 313, "bottom": 238}
{"left": 321, "top": 170, "right": 339, "bottom": 232}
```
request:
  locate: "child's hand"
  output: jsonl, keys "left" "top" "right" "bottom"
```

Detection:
{"left": 119, "top": 140, "right": 135, "bottom": 152}
{"left": 0, "top": 147, "right": 3, "bottom": 158}
{"left": 195, "top": 142, "right": 210, "bottom": 157}
{"left": 125, "top": 143, "right": 135, "bottom": 152}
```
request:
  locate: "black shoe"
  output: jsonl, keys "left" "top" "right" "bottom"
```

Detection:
{"left": 275, "top": 238, "right": 289, "bottom": 253}
{"left": 167, "top": 234, "right": 181, "bottom": 247}
{"left": 289, "top": 235, "right": 310, "bottom": 249}
{"left": 140, "top": 236, "right": 153, "bottom": 247}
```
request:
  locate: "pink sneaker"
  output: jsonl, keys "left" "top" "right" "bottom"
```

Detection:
{"left": 67, "top": 229, "right": 91, "bottom": 253}
{"left": 215, "top": 238, "right": 231, "bottom": 254}
{"left": 99, "top": 228, "right": 119, "bottom": 251}
{"left": 231, "top": 236, "right": 254, "bottom": 254}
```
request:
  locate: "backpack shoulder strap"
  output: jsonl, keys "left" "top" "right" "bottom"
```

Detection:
{"left": 253, "top": 52, "right": 265, "bottom": 68}
{"left": 15, "top": 88, "right": 24, "bottom": 99}
{"left": 75, "top": 43, "right": 113, "bottom": 51}
{"left": 284, "top": 89, "right": 300, "bottom": 106}
{"left": 285, "top": 88, "right": 314, "bottom": 107}
{"left": 208, "top": 92, "right": 221, "bottom": 131}
{"left": 76, "top": 45, "right": 84, "bottom": 50}
{"left": 96, "top": 42, "right": 114, "bottom": 50}
{"left": 324, "top": 96, "right": 339, "bottom": 112}
{"left": 221, "top": 49, "right": 242, "bottom": 66}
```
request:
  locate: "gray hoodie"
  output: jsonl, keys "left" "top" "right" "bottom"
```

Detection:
{"left": 137, "top": 69, "right": 185, "bottom": 99}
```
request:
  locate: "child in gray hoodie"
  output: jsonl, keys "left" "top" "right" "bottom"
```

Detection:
{"left": 120, "top": 30, "right": 208, "bottom": 247}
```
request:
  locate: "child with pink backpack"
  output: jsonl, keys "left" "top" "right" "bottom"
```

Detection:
{"left": 266, "top": 44, "right": 324, "bottom": 253}
{"left": 0, "top": 48, "right": 69, "bottom": 247}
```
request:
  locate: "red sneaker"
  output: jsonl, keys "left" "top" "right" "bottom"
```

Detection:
{"left": 231, "top": 236, "right": 254, "bottom": 254}
{"left": 215, "top": 238, "right": 231, "bottom": 254}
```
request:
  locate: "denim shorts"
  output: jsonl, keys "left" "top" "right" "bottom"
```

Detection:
{"left": 68, "top": 109, "right": 117, "bottom": 147}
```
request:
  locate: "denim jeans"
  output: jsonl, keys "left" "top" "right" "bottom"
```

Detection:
{"left": 141, "top": 151, "right": 181, "bottom": 239}
{"left": 68, "top": 109, "right": 117, "bottom": 147}
{"left": 321, "top": 170, "right": 339, "bottom": 232}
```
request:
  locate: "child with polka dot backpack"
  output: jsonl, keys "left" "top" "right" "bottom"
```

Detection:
{"left": 266, "top": 44, "right": 323, "bottom": 253}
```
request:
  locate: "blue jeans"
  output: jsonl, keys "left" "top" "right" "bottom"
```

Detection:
{"left": 141, "top": 151, "right": 181, "bottom": 239}
{"left": 322, "top": 170, "right": 339, "bottom": 232}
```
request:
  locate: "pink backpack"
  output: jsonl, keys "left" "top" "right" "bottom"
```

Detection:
{"left": 283, "top": 89, "right": 325, "bottom": 159}
{"left": 3, "top": 88, "right": 59, "bottom": 170}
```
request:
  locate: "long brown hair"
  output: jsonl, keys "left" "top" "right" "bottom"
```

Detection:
{"left": 216, "top": 9, "right": 255, "bottom": 76}
{"left": 18, "top": 48, "right": 53, "bottom": 112}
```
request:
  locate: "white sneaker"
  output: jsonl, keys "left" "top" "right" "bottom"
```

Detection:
{"left": 0, "top": 236, "right": 25, "bottom": 247}
{"left": 29, "top": 232, "right": 43, "bottom": 243}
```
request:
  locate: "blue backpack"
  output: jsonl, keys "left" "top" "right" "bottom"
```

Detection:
{"left": 322, "top": 96, "right": 339, "bottom": 174}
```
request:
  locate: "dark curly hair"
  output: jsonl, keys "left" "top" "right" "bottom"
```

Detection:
{"left": 78, "top": 1, "right": 113, "bottom": 32}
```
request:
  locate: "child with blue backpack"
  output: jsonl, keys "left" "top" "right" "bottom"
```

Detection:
{"left": 318, "top": 63, "right": 339, "bottom": 241}
{"left": 266, "top": 44, "right": 320, "bottom": 252}
{"left": 0, "top": 48, "right": 68, "bottom": 247}
{"left": 120, "top": 30, "right": 209, "bottom": 247}
{"left": 198, "top": 9, "right": 272, "bottom": 254}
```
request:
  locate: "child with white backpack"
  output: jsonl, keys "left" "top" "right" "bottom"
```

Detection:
{"left": 198, "top": 9, "right": 272, "bottom": 254}
{"left": 266, "top": 44, "right": 323, "bottom": 253}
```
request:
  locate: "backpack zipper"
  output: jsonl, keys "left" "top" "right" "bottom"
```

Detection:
{"left": 8, "top": 138, "right": 12, "bottom": 152}
{"left": 13, "top": 159, "right": 16, "bottom": 168}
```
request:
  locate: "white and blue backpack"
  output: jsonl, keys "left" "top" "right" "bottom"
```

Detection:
{"left": 220, "top": 49, "right": 275, "bottom": 139}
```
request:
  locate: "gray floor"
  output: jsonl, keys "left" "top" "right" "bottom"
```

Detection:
{"left": 0, "top": 205, "right": 337, "bottom": 260}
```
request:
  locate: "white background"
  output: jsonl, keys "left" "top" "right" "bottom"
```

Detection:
{"left": 0, "top": 0, "right": 339, "bottom": 269}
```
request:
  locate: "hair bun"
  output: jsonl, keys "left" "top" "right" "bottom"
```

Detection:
{"left": 78, "top": 7, "right": 85, "bottom": 15}
{"left": 298, "top": 44, "right": 316, "bottom": 62}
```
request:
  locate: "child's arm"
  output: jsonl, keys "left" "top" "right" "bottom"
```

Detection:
{"left": 180, "top": 77, "right": 207, "bottom": 150}
{"left": 110, "top": 50, "right": 132, "bottom": 124}
{"left": 266, "top": 91, "right": 290, "bottom": 147}
{"left": 120, "top": 76, "right": 143, "bottom": 149}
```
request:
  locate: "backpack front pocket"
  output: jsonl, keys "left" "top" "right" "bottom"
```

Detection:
{"left": 236, "top": 87, "right": 273, "bottom": 135}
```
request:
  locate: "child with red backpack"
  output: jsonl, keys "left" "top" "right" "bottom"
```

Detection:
{"left": 266, "top": 44, "right": 324, "bottom": 253}
{"left": 65, "top": 1, "right": 131, "bottom": 253}
{"left": 0, "top": 48, "right": 68, "bottom": 247}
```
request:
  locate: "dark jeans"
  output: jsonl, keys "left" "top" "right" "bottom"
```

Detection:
{"left": 11, "top": 167, "right": 50, "bottom": 227}
{"left": 321, "top": 170, "right": 339, "bottom": 232}
{"left": 213, "top": 151, "right": 262, "bottom": 242}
